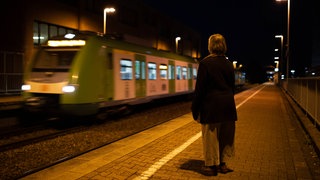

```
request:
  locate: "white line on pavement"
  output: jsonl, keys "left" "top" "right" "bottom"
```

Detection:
{"left": 134, "top": 85, "right": 265, "bottom": 179}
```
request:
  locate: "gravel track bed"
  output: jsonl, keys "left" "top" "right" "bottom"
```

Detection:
{"left": 0, "top": 100, "right": 192, "bottom": 180}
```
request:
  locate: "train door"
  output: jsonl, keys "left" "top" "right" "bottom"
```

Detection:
{"left": 104, "top": 50, "right": 114, "bottom": 100}
{"left": 168, "top": 60, "right": 175, "bottom": 94}
{"left": 135, "top": 54, "right": 146, "bottom": 97}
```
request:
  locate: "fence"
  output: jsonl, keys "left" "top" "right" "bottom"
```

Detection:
{"left": 0, "top": 51, "right": 24, "bottom": 96}
{"left": 282, "top": 78, "right": 320, "bottom": 128}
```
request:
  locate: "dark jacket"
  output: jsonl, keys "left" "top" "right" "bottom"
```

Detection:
{"left": 191, "top": 55, "right": 237, "bottom": 124}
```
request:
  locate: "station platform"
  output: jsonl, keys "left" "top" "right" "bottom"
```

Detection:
{"left": 13, "top": 83, "right": 320, "bottom": 179}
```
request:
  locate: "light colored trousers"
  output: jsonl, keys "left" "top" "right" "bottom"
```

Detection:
{"left": 201, "top": 121, "right": 235, "bottom": 166}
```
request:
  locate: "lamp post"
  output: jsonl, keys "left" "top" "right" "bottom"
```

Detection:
{"left": 276, "top": 0, "right": 290, "bottom": 79}
{"left": 233, "top": 61, "right": 237, "bottom": 69}
{"left": 103, "top": 7, "right": 115, "bottom": 35}
{"left": 175, "top": 37, "right": 181, "bottom": 53}
{"left": 275, "top": 35, "right": 284, "bottom": 78}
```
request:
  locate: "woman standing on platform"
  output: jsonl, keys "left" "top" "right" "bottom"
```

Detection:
{"left": 191, "top": 33, "right": 237, "bottom": 176}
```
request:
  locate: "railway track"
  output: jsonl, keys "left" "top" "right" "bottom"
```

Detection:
{"left": 0, "top": 98, "right": 193, "bottom": 180}
{"left": 0, "top": 123, "right": 88, "bottom": 153}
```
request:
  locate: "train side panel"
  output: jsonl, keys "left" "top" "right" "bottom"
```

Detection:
{"left": 174, "top": 60, "right": 189, "bottom": 93}
{"left": 145, "top": 55, "right": 169, "bottom": 96}
{"left": 134, "top": 54, "right": 146, "bottom": 98}
{"left": 112, "top": 49, "right": 136, "bottom": 101}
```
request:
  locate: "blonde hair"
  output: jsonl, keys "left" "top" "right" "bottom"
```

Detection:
{"left": 208, "top": 34, "right": 227, "bottom": 55}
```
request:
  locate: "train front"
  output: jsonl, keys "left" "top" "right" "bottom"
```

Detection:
{"left": 21, "top": 33, "right": 86, "bottom": 116}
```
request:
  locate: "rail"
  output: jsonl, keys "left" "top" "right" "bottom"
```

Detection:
{"left": 282, "top": 78, "right": 320, "bottom": 128}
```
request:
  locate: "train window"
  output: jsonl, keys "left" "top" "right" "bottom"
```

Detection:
{"left": 159, "top": 64, "right": 167, "bottom": 79}
{"left": 135, "top": 60, "right": 146, "bottom": 80}
{"left": 135, "top": 61, "right": 141, "bottom": 80}
{"left": 120, "top": 59, "right": 133, "bottom": 80}
{"left": 193, "top": 67, "right": 197, "bottom": 79}
{"left": 182, "top": 66, "right": 187, "bottom": 80}
{"left": 141, "top": 61, "right": 146, "bottom": 79}
{"left": 188, "top": 67, "right": 192, "bottom": 80}
{"left": 176, "top": 66, "right": 181, "bottom": 80}
{"left": 168, "top": 65, "right": 174, "bottom": 80}
{"left": 33, "top": 49, "right": 76, "bottom": 71}
{"left": 148, "top": 62, "right": 156, "bottom": 80}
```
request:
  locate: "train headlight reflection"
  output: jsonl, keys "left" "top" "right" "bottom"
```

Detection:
{"left": 21, "top": 84, "right": 31, "bottom": 91}
{"left": 62, "top": 85, "right": 76, "bottom": 93}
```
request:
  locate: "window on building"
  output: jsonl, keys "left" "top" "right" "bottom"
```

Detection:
{"left": 40, "top": 24, "right": 48, "bottom": 44}
{"left": 33, "top": 20, "right": 75, "bottom": 46}
{"left": 49, "top": 26, "right": 58, "bottom": 38}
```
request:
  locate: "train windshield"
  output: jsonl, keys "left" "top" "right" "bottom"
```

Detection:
{"left": 32, "top": 48, "right": 79, "bottom": 72}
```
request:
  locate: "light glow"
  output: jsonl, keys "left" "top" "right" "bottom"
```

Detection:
{"left": 64, "top": 33, "right": 75, "bottom": 39}
{"left": 48, "top": 40, "right": 86, "bottom": 47}
{"left": 62, "top": 85, "right": 76, "bottom": 93}
{"left": 33, "top": 36, "right": 45, "bottom": 40}
{"left": 104, "top": 7, "right": 116, "bottom": 34}
{"left": 159, "top": 65, "right": 168, "bottom": 69}
{"left": 21, "top": 84, "right": 31, "bottom": 91}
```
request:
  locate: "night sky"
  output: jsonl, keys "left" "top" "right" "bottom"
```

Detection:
{"left": 144, "top": 0, "right": 290, "bottom": 82}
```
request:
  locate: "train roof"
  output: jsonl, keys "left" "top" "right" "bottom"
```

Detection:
{"left": 45, "top": 31, "right": 198, "bottom": 63}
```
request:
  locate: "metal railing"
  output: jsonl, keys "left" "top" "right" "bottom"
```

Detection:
{"left": 0, "top": 51, "right": 24, "bottom": 95}
{"left": 282, "top": 78, "right": 320, "bottom": 127}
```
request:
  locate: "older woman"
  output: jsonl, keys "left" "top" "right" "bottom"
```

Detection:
{"left": 191, "top": 33, "right": 237, "bottom": 176}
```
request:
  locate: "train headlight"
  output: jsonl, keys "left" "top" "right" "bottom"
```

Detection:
{"left": 62, "top": 85, "right": 76, "bottom": 93}
{"left": 21, "top": 84, "right": 31, "bottom": 91}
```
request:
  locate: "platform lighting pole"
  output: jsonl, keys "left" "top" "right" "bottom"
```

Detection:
{"left": 275, "top": 35, "right": 283, "bottom": 78}
{"left": 276, "top": 0, "right": 290, "bottom": 79}
{"left": 175, "top": 37, "right": 181, "bottom": 53}
{"left": 103, "top": 7, "right": 115, "bottom": 35}
{"left": 233, "top": 61, "right": 237, "bottom": 69}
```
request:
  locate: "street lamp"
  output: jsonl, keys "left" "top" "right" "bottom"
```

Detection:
{"left": 275, "top": 35, "right": 284, "bottom": 78}
{"left": 274, "top": 61, "right": 279, "bottom": 72}
{"left": 233, "top": 61, "right": 237, "bottom": 69}
{"left": 103, "top": 7, "right": 115, "bottom": 35}
{"left": 175, "top": 37, "right": 181, "bottom": 53}
{"left": 276, "top": 0, "right": 290, "bottom": 79}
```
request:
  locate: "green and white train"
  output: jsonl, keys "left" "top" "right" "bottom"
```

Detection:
{"left": 21, "top": 32, "right": 199, "bottom": 117}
